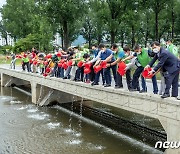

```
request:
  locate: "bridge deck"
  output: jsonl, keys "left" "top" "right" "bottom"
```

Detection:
{"left": 0, "top": 67, "right": 179, "bottom": 122}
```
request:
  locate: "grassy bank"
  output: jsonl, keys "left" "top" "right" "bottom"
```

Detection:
{"left": 0, "top": 55, "right": 21, "bottom": 65}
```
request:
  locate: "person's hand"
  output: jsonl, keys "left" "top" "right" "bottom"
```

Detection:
{"left": 124, "top": 67, "right": 128, "bottom": 71}
{"left": 122, "top": 59, "right": 125, "bottom": 62}
{"left": 148, "top": 70, "right": 154, "bottom": 75}
{"left": 144, "top": 65, "right": 150, "bottom": 70}
{"left": 106, "top": 64, "right": 110, "bottom": 67}
{"left": 72, "top": 61, "right": 75, "bottom": 66}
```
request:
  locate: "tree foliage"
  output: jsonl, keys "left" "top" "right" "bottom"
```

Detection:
{"left": 1, "top": 0, "right": 180, "bottom": 51}
{"left": 44, "top": 0, "right": 86, "bottom": 49}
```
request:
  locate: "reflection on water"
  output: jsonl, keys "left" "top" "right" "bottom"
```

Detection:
{"left": 0, "top": 87, "right": 163, "bottom": 154}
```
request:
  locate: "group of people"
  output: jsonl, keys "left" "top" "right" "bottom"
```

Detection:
{"left": 9, "top": 40, "right": 180, "bottom": 99}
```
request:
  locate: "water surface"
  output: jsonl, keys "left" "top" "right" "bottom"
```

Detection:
{"left": 0, "top": 87, "right": 162, "bottom": 154}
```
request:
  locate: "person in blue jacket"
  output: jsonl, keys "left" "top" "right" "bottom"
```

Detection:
{"left": 93, "top": 44, "right": 115, "bottom": 87}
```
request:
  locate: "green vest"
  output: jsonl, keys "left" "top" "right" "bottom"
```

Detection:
{"left": 40, "top": 63, "right": 44, "bottom": 68}
{"left": 137, "top": 48, "right": 151, "bottom": 67}
{"left": 23, "top": 57, "right": 29, "bottom": 63}
{"left": 75, "top": 51, "right": 86, "bottom": 63}
{"left": 168, "top": 44, "right": 178, "bottom": 57}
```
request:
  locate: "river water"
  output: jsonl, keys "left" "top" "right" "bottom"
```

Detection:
{"left": 0, "top": 86, "right": 163, "bottom": 154}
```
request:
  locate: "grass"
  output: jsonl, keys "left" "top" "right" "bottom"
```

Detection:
{"left": 0, "top": 55, "right": 21, "bottom": 65}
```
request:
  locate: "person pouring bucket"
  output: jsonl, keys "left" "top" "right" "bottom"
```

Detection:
{"left": 145, "top": 41, "right": 180, "bottom": 99}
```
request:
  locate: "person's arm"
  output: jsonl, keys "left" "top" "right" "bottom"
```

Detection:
{"left": 61, "top": 50, "right": 67, "bottom": 55}
{"left": 146, "top": 54, "right": 158, "bottom": 68}
{"left": 89, "top": 51, "right": 101, "bottom": 63}
{"left": 107, "top": 58, "right": 121, "bottom": 67}
{"left": 125, "top": 62, "right": 134, "bottom": 70}
{"left": 153, "top": 52, "right": 168, "bottom": 72}
{"left": 122, "top": 55, "right": 134, "bottom": 61}
{"left": 94, "top": 58, "right": 101, "bottom": 67}
{"left": 72, "top": 57, "right": 81, "bottom": 61}
{"left": 105, "top": 54, "right": 113, "bottom": 62}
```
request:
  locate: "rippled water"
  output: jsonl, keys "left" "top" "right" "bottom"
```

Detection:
{"left": 0, "top": 87, "right": 163, "bottom": 154}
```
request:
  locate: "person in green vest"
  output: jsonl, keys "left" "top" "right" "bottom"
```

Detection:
{"left": 73, "top": 47, "right": 87, "bottom": 81}
{"left": 22, "top": 52, "right": 30, "bottom": 72}
{"left": 166, "top": 40, "right": 179, "bottom": 58}
{"left": 123, "top": 45, "right": 158, "bottom": 93}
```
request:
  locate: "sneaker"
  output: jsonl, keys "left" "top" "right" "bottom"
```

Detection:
{"left": 115, "top": 86, "right": 123, "bottom": 89}
{"left": 91, "top": 82, "right": 99, "bottom": 86}
{"left": 129, "top": 88, "right": 138, "bottom": 92}
{"left": 161, "top": 94, "right": 170, "bottom": 98}
{"left": 177, "top": 97, "right": 180, "bottom": 100}
{"left": 75, "top": 79, "right": 81, "bottom": 82}
{"left": 139, "top": 89, "right": 147, "bottom": 93}
{"left": 104, "top": 84, "right": 111, "bottom": 87}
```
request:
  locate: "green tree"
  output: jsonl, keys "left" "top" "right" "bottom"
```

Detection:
{"left": 1, "top": 0, "right": 54, "bottom": 50}
{"left": 1, "top": 0, "right": 35, "bottom": 39}
{"left": 104, "top": 0, "right": 128, "bottom": 44}
{"left": 81, "top": 15, "right": 96, "bottom": 49}
{"left": 90, "top": 0, "right": 106, "bottom": 44}
{"left": 45, "top": 0, "right": 86, "bottom": 50}
{"left": 13, "top": 34, "right": 43, "bottom": 53}
{"left": 149, "top": 0, "right": 167, "bottom": 41}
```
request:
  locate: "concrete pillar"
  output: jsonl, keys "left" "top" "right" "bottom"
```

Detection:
{"left": 1, "top": 86, "right": 4, "bottom": 96}
{"left": 1, "top": 73, "right": 12, "bottom": 87}
{"left": 159, "top": 117, "right": 180, "bottom": 154}
{"left": 31, "top": 82, "right": 41, "bottom": 104}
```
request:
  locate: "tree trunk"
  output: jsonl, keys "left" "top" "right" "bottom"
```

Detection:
{"left": 97, "top": 35, "right": 101, "bottom": 45}
{"left": 110, "top": 30, "right": 115, "bottom": 45}
{"left": 14, "top": 36, "right": 17, "bottom": 43}
{"left": 88, "top": 33, "right": 91, "bottom": 49}
{"left": 59, "top": 28, "right": 64, "bottom": 48}
{"left": 121, "top": 30, "right": 124, "bottom": 47}
{"left": 88, "top": 40, "right": 91, "bottom": 49}
{"left": 5, "top": 34, "right": 8, "bottom": 46}
{"left": 63, "top": 21, "right": 69, "bottom": 51}
{"left": 155, "top": 11, "right": 159, "bottom": 41}
{"left": 61, "top": 33, "right": 64, "bottom": 49}
{"left": 131, "top": 25, "right": 135, "bottom": 48}
{"left": 145, "top": 14, "right": 149, "bottom": 47}
{"left": 171, "top": 6, "right": 175, "bottom": 39}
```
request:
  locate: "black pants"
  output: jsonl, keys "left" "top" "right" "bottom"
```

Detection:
{"left": 132, "top": 66, "right": 143, "bottom": 90}
{"left": 94, "top": 69, "right": 105, "bottom": 84}
{"left": 164, "top": 70, "right": 179, "bottom": 97}
{"left": 116, "top": 69, "right": 132, "bottom": 89}
{"left": 22, "top": 62, "right": 30, "bottom": 72}
{"left": 90, "top": 63, "right": 95, "bottom": 82}
{"left": 111, "top": 64, "right": 117, "bottom": 85}
{"left": 75, "top": 66, "right": 84, "bottom": 81}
